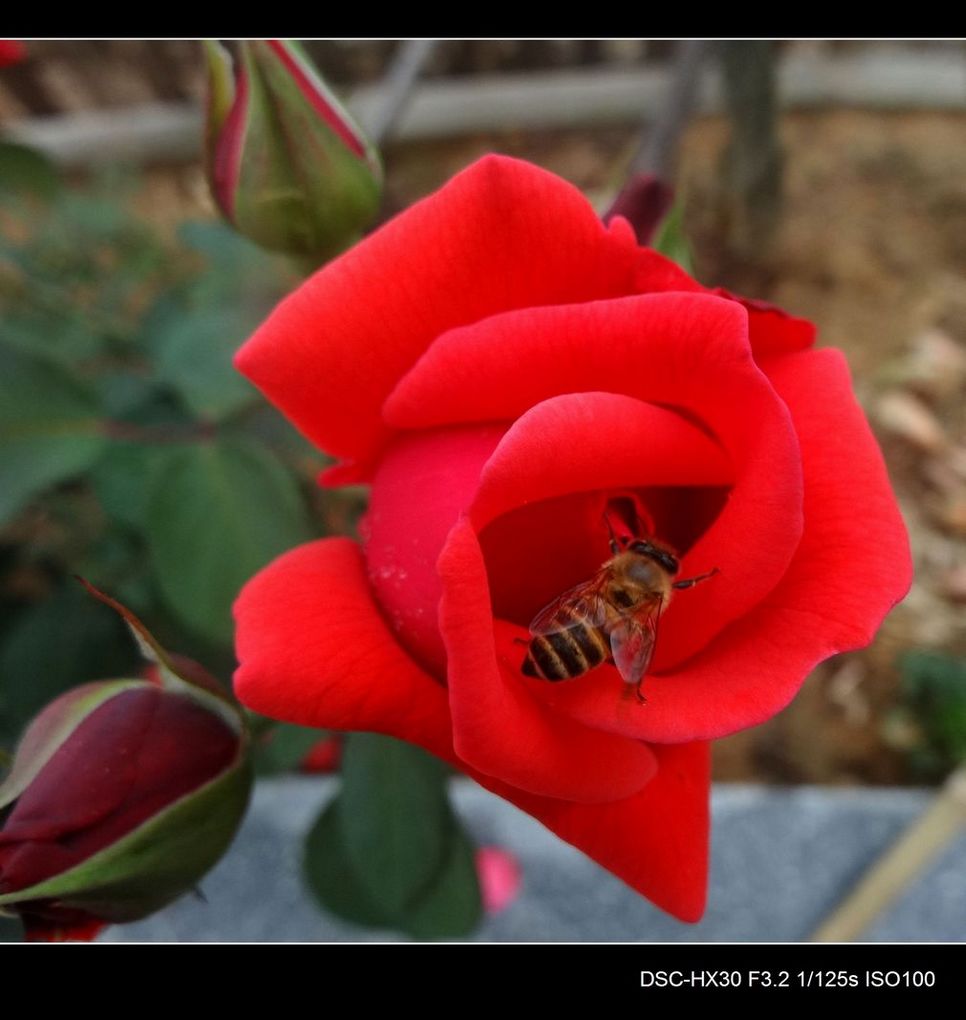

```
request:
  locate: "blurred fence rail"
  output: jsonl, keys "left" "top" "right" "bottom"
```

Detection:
{"left": 0, "top": 40, "right": 679, "bottom": 119}
{"left": 3, "top": 41, "right": 966, "bottom": 169}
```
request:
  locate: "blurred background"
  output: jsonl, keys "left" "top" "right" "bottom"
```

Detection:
{"left": 0, "top": 39, "right": 964, "bottom": 940}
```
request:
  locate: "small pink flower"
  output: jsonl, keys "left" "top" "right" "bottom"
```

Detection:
{"left": 475, "top": 846, "right": 522, "bottom": 914}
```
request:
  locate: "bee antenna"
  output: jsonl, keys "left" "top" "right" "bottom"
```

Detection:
{"left": 601, "top": 509, "right": 620, "bottom": 555}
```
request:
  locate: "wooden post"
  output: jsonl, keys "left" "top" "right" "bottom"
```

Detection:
{"left": 719, "top": 41, "right": 784, "bottom": 263}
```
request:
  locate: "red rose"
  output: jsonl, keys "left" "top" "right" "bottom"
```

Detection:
{"left": 233, "top": 156, "right": 911, "bottom": 921}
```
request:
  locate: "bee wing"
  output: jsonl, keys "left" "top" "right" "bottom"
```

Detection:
{"left": 527, "top": 572, "right": 610, "bottom": 635}
{"left": 609, "top": 595, "right": 662, "bottom": 687}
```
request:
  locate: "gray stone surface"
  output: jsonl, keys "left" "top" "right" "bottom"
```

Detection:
{"left": 101, "top": 779, "right": 966, "bottom": 942}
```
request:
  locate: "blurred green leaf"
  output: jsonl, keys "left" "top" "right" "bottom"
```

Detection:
{"left": 340, "top": 734, "right": 449, "bottom": 915}
{"left": 144, "top": 437, "right": 314, "bottom": 647}
{"left": 0, "top": 584, "right": 139, "bottom": 748}
{"left": 397, "top": 818, "right": 482, "bottom": 939}
{"left": 234, "top": 404, "right": 321, "bottom": 465}
{"left": 89, "top": 442, "right": 169, "bottom": 531}
{"left": 177, "top": 219, "right": 291, "bottom": 305}
{"left": 92, "top": 373, "right": 160, "bottom": 420}
{"left": 73, "top": 529, "right": 157, "bottom": 619}
{"left": 652, "top": 199, "right": 694, "bottom": 274}
{"left": 0, "top": 312, "right": 103, "bottom": 369}
{"left": 0, "top": 142, "right": 60, "bottom": 199}
{"left": 304, "top": 791, "right": 482, "bottom": 938}
{"left": 304, "top": 798, "right": 398, "bottom": 930}
{"left": 179, "top": 219, "right": 262, "bottom": 271}
{"left": 0, "top": 347, "right": 107, "bottom": 525}
{"left": 899, "top": 650, "right": 966, "bottom": 777}
{"left": 0, "top": 187, "right": 171, "bottom": 365}
{"left": 253, "top": 722, "right": 327, "bottom": 775}
{"left": 150, "top": 306, "right": 258, "bottom": 421}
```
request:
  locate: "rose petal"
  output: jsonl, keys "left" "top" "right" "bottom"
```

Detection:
{"left": 631, "top": 255, "right": 814, "bottom": 358}
{"left": 364, "top": 425, "right": 506, "bottom": 676}
{"left": 234, "top": 155, "right": 641, "bottom": 480}
{"left": 437, "top": 519, "right": 658, "bottom": 803}
{"left": 470, "top": 391, "right": 734, "bottom": 531}
{"left": 233, "top": 539, "right": 709, "bottom": 920}
{"left": 550, "top": 348, "right": 913, "bottom": 742}
{"left": 387, "top": 293, "right": 803, "bottom": 668}
{"left": 364, "top": 400, "right": 731, "bottom": 684}
{"left": 471, "top": 392, "right": 732, "bottom": 635}
{"left": 233, "top": 538, "right": 452, "bottom": 754}
{"left": 504, "top": 741, "right": 710, "bottom": 922}
{"left": 711, "top": 289, "right": 817, "bottom": 356}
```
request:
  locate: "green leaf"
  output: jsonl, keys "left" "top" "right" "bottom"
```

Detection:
{"left": 0, "top": 347, "right": 107, "bottom": 525}
{"left": 144, "top": 437, "right": 314, "bottom": 647}
{"left": 89, "top": 441, "right": 167, "bottom": 530}
{"left": 339, "top": 734, "right": 450, "bottom": 915}
{"left": 0, "top": 312, "right": 103, "bottom": 370}
{"left": 899, "top": 650, "right": 966, "bottom": 772}
{"left": 304, "top": 793, "right": 483, "bottom": 938}
{"left": 178, "top": 220, "right": 268, "bottom": 279}
{"left": 0, "top": 142, "right": 60, "bottom": 199}
{"left": 397, "top": 819, "right": 482, "bottom": 939}
{"left": 0, "top": 585, "right": 139, "bottom": 748}
{"left": 151, "top": 306, "right": 259, "bottom": 422}
{"left": 253, "top": 722, "right": 328, "bottom": 775}
{"left": 92, "top": 372, "right": 162, "bottom": 421}
{"left": 304, "top": 798, "right": 396, "bottom": 930}
{"left": 652, "top": 199, "right": 695, "bottom": 274}
{"left": 177, "top": 220, "right": 294, "bottom": 308}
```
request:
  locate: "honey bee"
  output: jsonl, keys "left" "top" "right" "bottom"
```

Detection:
{"left": 521, "top": 526, "right": 718, "bottom": 704}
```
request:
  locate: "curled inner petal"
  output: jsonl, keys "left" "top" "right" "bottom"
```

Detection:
{"left": 386, "top": 293, "right": 804, "bottom": 670}
{"left": 438, "top": 518, "right": 658, "bottom": 803}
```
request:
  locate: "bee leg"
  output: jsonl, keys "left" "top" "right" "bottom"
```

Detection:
{"left": 619, "top": 680, "right": 647, "bottom": 706}
{"left": 601, "top": 511, "right": 620, "bottom": 555}
{"left": 672, "top": 566, "right": 721, "bottom": 590}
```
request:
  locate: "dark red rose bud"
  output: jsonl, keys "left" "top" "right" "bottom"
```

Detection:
{"left": 300, "top": 735, "right": 342, "bottom": 774}
{"left": 0, "top": 676, "right": 251, "bottom": 939}
{"left": 0, "top": 41, "right": 26, "bottom": 68}
{"left": 602, "top": 173, "right": 674, "bottom": 245}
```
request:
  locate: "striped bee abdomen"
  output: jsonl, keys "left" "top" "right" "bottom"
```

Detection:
{"left": 522, "top": 619, "right": 609, "bottom": 681}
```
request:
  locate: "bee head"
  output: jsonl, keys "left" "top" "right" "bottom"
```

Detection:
{"left": 628, "top": 540, "right": 679, "bottom": 575}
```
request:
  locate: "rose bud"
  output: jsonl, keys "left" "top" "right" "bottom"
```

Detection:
{"left": 0, "top": 41, "right": 26, "bottom": 68}
{"left": 203, "top": 39, "right": 382, "bottom": 263}
{"left": 300, "top": 735, "right": 342, "bottom": 774}
{"left": 603, "top": 173, "right": 675, "bottom": 245}
{"left": 0, "top": 590, "right": 252, "bottom": 941}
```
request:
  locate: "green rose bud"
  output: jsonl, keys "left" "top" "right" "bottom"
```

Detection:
{"left": 204, "top": 39, "right": 383, "bottom": 263}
